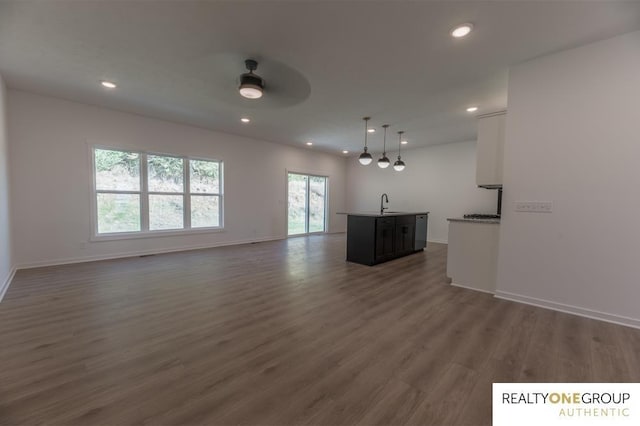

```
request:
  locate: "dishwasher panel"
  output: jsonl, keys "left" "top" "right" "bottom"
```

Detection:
{"left": 414, "top": 214, "right": 428, "bottom": 250}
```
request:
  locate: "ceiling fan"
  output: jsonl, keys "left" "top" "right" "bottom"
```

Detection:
{"left": 196, "top": 53, "right": 310, "bottom": 108}
{"left": 238, "top": 59, "right": 265, "bottom": 99}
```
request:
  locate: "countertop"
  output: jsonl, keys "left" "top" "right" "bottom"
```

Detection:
{"left": 447, "top": 217, "right": 500, "bottom": 224}
{"left": 337, "top": 211, "right": 429, "bottom": 217}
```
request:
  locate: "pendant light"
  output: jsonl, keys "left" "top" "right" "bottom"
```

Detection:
{"left": 358, "top": 117, "right": 373, "bottom": 165}
{"left": 394, "top": 131, "right": 406, "bottom": 171}
{"left": 377, "top": 124, "right": 390, "bottom": 168}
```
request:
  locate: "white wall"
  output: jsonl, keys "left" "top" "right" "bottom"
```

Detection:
{"left": 8, "top": 90, "right": 347, "bottom": 267}
{"left": 0, "top": 74, "right": 14, "bottom": 298}
{"left": 496, "top": 30, "right": 640, "bottom": 327}
{"left": 346, "top": 141, "right": 497, "bottom": 243}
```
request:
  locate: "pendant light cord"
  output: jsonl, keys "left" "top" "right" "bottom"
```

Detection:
{"left": 363, "top": 116, "right": 370, "bottom": 150}
{"left": 382, "top": 124, "right": 389, "bottom": 154}
{"left": 398, "top": 131, "right": 404, "bottom": 157}
{"left": 364, "top": 118, "right": 368, "bottom": 148}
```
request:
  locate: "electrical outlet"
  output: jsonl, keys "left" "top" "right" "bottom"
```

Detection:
{"left": 537, "top": 202, "right": 553, "bottom": 213}
{"left": 515, "top": 201, "right": 553, "bottom": 213}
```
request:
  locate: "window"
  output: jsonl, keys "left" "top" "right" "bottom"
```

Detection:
{"left": 287, "top": 172, "right": 327, "bottom": 236}
{"left": 94, "top": 149, "right": 141, "bottom": 234}
{"left": 190, "top": 160, "right": 221, "bottom": 228}
{"left": 93, "top": 147, "right": 222, "bottom": 236}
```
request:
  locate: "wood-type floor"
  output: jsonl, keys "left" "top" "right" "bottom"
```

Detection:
{"left": 0, "top": 234, "right": 639, "bottom": 425}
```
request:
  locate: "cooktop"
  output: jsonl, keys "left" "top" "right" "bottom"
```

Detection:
{"left": 463, "top": 214, "right": 501, "bottom": 219}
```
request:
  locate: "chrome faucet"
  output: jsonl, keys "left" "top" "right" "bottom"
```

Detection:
{"left": 380, "top": 193, "right": 389, "bottom": 215}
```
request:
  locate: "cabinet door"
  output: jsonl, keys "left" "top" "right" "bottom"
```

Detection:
{"left": 375, "top": 218, "right": 395, "bottom": 262}
{"left": 346, "top": 216, "right": 376, "bottom": 265}
{"left": 395, "top": 222, "right": 415, "bottom": 255}
{"left": 476, "top": 112, "right": 506, "bottom": 187}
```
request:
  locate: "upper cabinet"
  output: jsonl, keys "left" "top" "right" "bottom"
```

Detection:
{"left": 476, "top": 111, "right": 506, "bottom": 188}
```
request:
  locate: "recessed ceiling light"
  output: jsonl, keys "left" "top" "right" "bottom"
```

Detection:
{"left": 401, "top": 140, "right": 408, "bottom": 145}
{"left": 342, "top": 150, "right": 349, "bottom": 154}
{"left": 367, "top": 128, "right": 376, "bottom": 133}
{"left": 241, "top": 117, "right": 250, "bottom": 123}
{"left": 466, "top": 106, "right": 479, "bottom": 113}
{"left": 100, "top": 80, "right": 117, "bottom": 89}
{"left": 306, "top": 141, "right": 313, "bottom": 146}
{"left": 451, "top": 23, "right": 473, "bottom": 38}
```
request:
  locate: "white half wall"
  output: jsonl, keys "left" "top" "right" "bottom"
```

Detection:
{"left": 0, "top": 73, "right": 14, "bottom": 299}
{"left": 496, "top": 30, "right": 640, "bottom": 327}
{"left": 8, "top": 90, "right": 347, "bottom": 267}
{"left": 345, "top": 141, "right": 497, "bottom": 243}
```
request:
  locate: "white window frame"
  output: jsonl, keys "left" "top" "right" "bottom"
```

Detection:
{"left": 91, "top": 145, "right": 224, "bottom": 241}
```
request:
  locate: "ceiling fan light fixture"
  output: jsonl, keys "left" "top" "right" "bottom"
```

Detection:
{"left": 239, "top": 80, "right": 263, "bottom": 99}
{"left": 239, "top": 59, "right": 265, "bottom": 99}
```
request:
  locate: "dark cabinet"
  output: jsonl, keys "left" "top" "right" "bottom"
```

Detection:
{"left": 346, "top": 213, "right": 428, "bottom": 266}
{"left": 395, "top": 216, "right": 415, "bottom": 256}
{"left": 375, "top": 217, "right": 396, "bottom": 262}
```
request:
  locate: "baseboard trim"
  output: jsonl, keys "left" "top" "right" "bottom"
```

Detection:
{"left": 494, "top": 290, "right": 640, "bottom": 330}
{"left": 0, "top": 266, "right": 17, "bottom": 303}
{"left": 428, "top": 238, "right": 448, "bottom": 244}
{"left": 451, "top": 282, "right": 495, "bottom": 295}
{"left": 16, "top": 236, "right": 285, "bottom": 270}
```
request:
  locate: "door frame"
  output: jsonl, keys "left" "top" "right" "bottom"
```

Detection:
{"left": 285, "top": 169, "right": 329, "bottom": 237}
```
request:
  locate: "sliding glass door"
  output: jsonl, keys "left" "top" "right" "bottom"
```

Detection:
{"left": 288, "top": 173, "right": 327, "bottom": 236}
{"left": 288, "top": 173, "right": 308, "bottom": 235}
{"left": 308, "top": 176, "right": 327, "bottom": 233}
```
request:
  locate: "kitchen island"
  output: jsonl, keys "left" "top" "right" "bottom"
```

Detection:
{"left": 339, "top": 212, "right": 429, "bottom": 266}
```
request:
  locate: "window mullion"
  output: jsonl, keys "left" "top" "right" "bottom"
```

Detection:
{"left": 324, "top": 177, "right": 328, "bottom": 232}
{"left": 219, "top": 161, "right": 224, "bottom": 228}
{"left": 305, "top": 176, "right": 310, "bottom": 234}
{"left": 141, "top": 153, "right": 149, "bottom": 231}
{"left": 147, "top": 191, "right": 185, "bottom": 196}
{"left": 184, "top": 158, "right": 191, "bottom": 229}
{"left": 96, "top": 190, "right": 142, "bottom": 195}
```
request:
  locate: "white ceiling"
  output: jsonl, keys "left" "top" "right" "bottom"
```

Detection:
{"left": 1, "top": 1, "right": 639, "bottom": 155}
